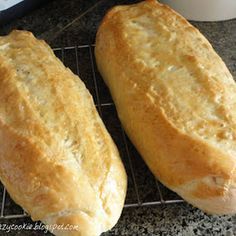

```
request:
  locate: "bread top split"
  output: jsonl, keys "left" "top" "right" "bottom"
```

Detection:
{"left": 95, "top": 0, "right": 236, "bottom": 214}
{"left": 0, "top": 30, "right": 127, "bottom": 236}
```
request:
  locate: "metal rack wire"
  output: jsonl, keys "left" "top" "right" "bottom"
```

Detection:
{"left": 0, "top": 45, "right": 184, "bottom": 220}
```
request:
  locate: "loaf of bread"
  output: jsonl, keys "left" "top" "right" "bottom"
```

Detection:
{"left": 0, "top": 30, "right": 127, "bottom": 236}
{"left": 95, "top": 0, "right": 236, "bottom": 214}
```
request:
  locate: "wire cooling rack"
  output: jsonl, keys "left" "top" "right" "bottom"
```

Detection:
{"left": 0, "top": 45, "right": 184, "bottom": 220}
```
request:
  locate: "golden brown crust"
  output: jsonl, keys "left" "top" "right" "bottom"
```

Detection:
{"left": 95, "top": 0, "right": 236, "bottom": 214}
{"left": 0, "top": 30, "right": 127, "bottom": 235}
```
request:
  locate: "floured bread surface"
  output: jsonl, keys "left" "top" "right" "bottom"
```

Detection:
{"left": 95, "top": 0, "right": 236, "bottom": 214}
{"left": 0, "top": 30, "right": 127, "bottom": 236}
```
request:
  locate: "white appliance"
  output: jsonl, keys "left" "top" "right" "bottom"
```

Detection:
{"left": 0, "top": 0, "right": 24, "bottom": 11}
{"left": 160, "top": 0, "right": 236, "bottom": 21}
{"left": 0, "top": 0, "right": 48, "bottom": 25}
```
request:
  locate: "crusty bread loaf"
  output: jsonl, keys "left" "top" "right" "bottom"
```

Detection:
{"left": 95, "top": 0, "right": 236, "bottom": 214}
{"left": 0, "top": 30, "right": 127, "bottom": 236}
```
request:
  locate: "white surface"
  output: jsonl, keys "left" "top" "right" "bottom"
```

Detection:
{"left": 160, "top": 0, "right": 236, "bottom": 21}
{"left": 0, "top": 0, "right": 24, "bottom": 11}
